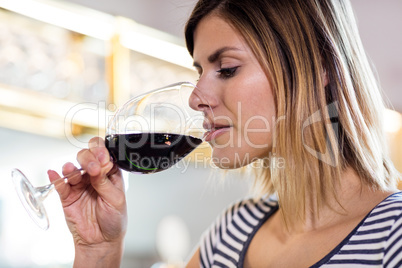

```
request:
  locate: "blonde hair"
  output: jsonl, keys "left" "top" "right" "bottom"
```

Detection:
{"left": 185, "top": 0, "right": 400, "bottom": 225}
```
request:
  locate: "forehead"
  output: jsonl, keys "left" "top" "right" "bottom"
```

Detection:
{"left": 192, "top": 15, "right": 248, "bottom": 60}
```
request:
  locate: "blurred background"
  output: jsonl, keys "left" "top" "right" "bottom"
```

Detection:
{"left": 0, "top": 0, "right": 401, "bottom": 267}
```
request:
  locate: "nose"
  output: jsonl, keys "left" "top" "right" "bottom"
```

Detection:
{"left": 189, "top": 88, "right": 206, "bottom": 112}
{"left": 189, "top": 83, "right": 216, "bottom": 117}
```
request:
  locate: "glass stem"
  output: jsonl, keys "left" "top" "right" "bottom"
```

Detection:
{"left": 35, "top": 168, "right": 86, "bottom": 201}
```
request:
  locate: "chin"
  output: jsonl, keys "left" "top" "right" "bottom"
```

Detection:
{"left": 210, "top": 146, "right": 272, "bottom": 170}
{"left": 212, "top": 160, "right": 235, "bottom": 169}
{"left": 210, "top": 150, "right": 251, "bottom": 170}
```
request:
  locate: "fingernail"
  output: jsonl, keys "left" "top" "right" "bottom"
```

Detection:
{"left": 98, "top": 152, "right": 108, "bottom": 165}
{"left": 88, "top": 162, "right": 98, "bottom": 173}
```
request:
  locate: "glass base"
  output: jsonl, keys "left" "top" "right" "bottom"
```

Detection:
{"left": 11, "top": 169, "right": 49, "bottom": 230}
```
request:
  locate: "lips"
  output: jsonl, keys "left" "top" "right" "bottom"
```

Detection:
{"left": 204, "top": 123, "right": 231, "bottom": 142}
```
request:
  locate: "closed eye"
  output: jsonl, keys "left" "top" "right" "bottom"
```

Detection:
{"left": 217, "top": 67, "right": 238, "bottom": 79}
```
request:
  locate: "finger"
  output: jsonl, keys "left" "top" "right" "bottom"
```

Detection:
{"left": 88, "top": 137, "right": 111, "bottom": 167}
{"left": 90, "top": 169, "right": 126, "bottom": 210}
{"left": 89, "top": 137, "right": 126, "bottom": 206}
{"left": 90, "top": 139, "right": 126, "bottom": 193}
{"left": 77, "top": 148, "right": 101, "bottom": 177}
{"left": 61, "top": 162, "right": 83, "bottom": 186}
{"left": 78, "top": 137, "right": 124, "bottom": 205}
{"left": 77, "top": 137, "right": 112, "bottom": 177}
{"left": 47, "top": 169, "right": 71, "bottom": 201}
{"left": 106, "top": 164, "right": 125, "bottom": 192}
{"left": 88, "top": 137, "right": 122, "bottom": 187}
{"left": 77, "top": 149, "right": 114, "bottom": 182}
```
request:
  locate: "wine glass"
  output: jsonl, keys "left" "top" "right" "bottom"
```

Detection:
{"left": 11, "top": 81, "right": 213, "bottom": 230}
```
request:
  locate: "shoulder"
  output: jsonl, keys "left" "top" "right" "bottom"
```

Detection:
{"left": 371, "top": 191, "right": 402, "bottom": 221}
{"left": 379, "top": 192, "right": 402, "bottom": 266}
{"left": 314, "top": 192, "right": 402, "bottom": 267}
{"left": 364, "top": 191, "right": 402, "bottom": 231}
{"left": 208, "top": 195, "right": 279, "bottom": 236}
{"left": 198, "top": 196, "right": 278, "bottom": 267}
{"left": 364, "top": 192, "right": 402, "bottom": 267}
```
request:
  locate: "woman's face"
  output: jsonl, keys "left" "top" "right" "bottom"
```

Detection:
{"left": 190, "top": 14, "right": 277, "bottom": 169}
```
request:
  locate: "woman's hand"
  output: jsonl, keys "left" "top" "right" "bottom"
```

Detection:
{"left": 48, "top": 137, "right": 127, "bottom": 267}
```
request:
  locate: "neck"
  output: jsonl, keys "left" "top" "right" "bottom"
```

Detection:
{"left": 287, "top": 167, "right": 395, "bottom": 234}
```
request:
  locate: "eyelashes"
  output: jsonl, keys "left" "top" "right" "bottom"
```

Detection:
{"left": 217, "top": 67, "right": 238, "bottom": 79}
{"left": 195, "top": 66, "right": 239, "bottom": 82}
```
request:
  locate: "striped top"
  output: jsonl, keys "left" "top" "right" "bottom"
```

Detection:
{"left": 199, "top": 192, "right": 402, "bottom": 267}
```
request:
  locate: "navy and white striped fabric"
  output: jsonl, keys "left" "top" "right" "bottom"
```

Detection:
{"left": 199, "top": 192, "right": 402, "bottom": 267}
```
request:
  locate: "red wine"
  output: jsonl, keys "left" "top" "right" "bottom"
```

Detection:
{"left": 105, "top": 133, "right": 203, "bottom": 174}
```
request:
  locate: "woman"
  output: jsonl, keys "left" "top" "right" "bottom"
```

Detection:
{"left": 49, "top": 0, "right": 402, "bottom": 267}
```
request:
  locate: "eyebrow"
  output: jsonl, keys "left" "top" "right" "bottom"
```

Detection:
{"left": 193, "top": 46, "right": 240, "bottom": 68}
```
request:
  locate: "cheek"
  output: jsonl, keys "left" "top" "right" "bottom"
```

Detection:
{"left": 238, "top": 90, "right": 276, "bottom": 158}
{"left": 213, "top": 72, "right": 275, "bottom": 168}
{"left": 243, "top": 116, "right": 272, "bottom": 145}
{"left": 234, "top": 72, "right": 275, "bottom": 120}
{"left": 240, "top": 89, "right": 275, "bottom": 135}
{"left": 210, "top": 110, "right": 275, "bottom": 169}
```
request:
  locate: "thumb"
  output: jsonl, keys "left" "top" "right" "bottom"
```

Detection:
{"left": 47, "top": 169, "right": 71, "bottom": 201}
{"left": 89, "top": 162, "right": 125, "bottom": 208}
